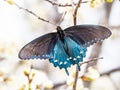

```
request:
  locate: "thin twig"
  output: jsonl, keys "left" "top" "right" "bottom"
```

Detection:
{"left": 14, "top": 3, "right": 56, "bottom": 26}
{"left": 101, "top": 67, "right": 120, "bottom": 76}
{"left": 109, "top": 25, "right": 120, "bottom": 30}
{"left": 73, "top": 0, "right": 82, "bottom": 25}
{"left": 80, "top": 57, "right": 103, "bottom": 66}
{"left": 45, "top": 0, "right": 88, "bottom": 7}
{"left": 109, "top": 77, "right": 120, "bottom": 90}
{"left": 101, "top": 67, "right": 120, "bottom": 90}
{"left": 0, "top": 57, "right": 5, "bottom": 61}
{"left": 72, "top": 0, "right": 83, "bottom": 90}
{"left": 52, "top": 82, "right": 66, "bottom": 89}
{"left": 73, "top": 66, "right": 79, "bottom": 90}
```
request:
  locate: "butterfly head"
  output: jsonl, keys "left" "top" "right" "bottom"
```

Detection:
{"left": 56, "top": 26, "right": 65, "bottom": 41}
{"left": 56, "top": 26, "right": 62, "bottom": 31}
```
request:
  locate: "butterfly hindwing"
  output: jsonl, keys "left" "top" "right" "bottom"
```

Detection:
{"left": 19, "top": 33, "right": 57, "bottom": 59}
{"left": 64, "top": 25, "right": 112, "bottom": 47}
{"left": 49, "top": 37, "right": 87, "bottom": 75}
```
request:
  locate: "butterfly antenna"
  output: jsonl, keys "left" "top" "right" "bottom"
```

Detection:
{"left": 57, "top": 12, "right": 67, "bottom": 26}
{"left": 14, "top": 3, "right": 57, "bottom": 26}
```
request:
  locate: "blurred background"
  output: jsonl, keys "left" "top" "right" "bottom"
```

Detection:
{"left": 0, "top": 0, "right": 120, "bottom": 90}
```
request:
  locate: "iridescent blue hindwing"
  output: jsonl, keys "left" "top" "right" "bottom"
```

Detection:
{"left": 49, "top": 37, "right": 87, "bottom": 75}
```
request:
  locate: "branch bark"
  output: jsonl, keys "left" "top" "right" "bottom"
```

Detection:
{"left": 45, "top": 0, "right": 88, "bottom": 7}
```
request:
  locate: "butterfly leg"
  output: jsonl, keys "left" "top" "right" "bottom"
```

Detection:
{"left": 77, "top": 64, "right": 80, "bottom": 71}
{"left": 65, "top": 68, "right": 69, "bottom": 75}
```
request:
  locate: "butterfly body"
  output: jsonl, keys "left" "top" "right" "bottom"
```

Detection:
{"left": 19, "top": 25, "right": 111, "bottom": 75}
{"left": 56, "top": 26, "right": 65, "bottom": 42}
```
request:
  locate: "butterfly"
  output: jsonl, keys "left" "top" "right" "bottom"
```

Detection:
{"left": 19, "top": 25, "right": 111, "bottom": 75}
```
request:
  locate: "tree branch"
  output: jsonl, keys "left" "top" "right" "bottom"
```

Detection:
{"left": 73, "top": 0, "right": 82, "bottom": 25}
{"left": 72, "top": 0, "right": 83, "bottom": 90}
{"left": 45, "top": 0, "right": 88, "bottom": 7}
{"left": 14, "top": 3, "right": 56, "bottom": 26}
{"left": 101, "top": 67, "right": 120, "bottom": 76}
{"left": 109, "top": 25, "right": 120, "bottom": 30}
{"left": 80, "top": 57, "right": 103, "bottom": 66}
{"left": 52, "top": 82, "right": 66, "bottom": 89}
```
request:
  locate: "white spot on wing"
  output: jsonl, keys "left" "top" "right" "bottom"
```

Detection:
{"left": 80, "top": 51, "right": 83, "bottom": 54}
{"left": 73, "top": 58, "right": 77, "bottom": 61}
{"left": 69, "top": 57, "right": 72, "bottom": 59}
{"left": 64, "top": 61, "right": 67, "bottom": 64}
{"left": 77, "top": 55, "right": 80, "bottom": 58}
{"left": 59, "top": 62, "right": 63, "bottom": 65}
{"left": 67, "top": 58, "right": 69, "bottom": 60}
{"left": 54, "top": 60, "right": 58, "bottom": 62}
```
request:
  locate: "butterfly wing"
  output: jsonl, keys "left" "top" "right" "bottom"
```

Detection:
{"left": 49, "top": 37, "right": 87, "bottom": 75}
{"left": 19, "top": 33, "right": 57, "bottom": 59}
{"left": 64, "top": 25, "right": 112, "bottom": 47}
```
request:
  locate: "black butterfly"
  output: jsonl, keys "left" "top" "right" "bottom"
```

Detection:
{"left": 19, "top": 25, "right": 111, "bottom": 75}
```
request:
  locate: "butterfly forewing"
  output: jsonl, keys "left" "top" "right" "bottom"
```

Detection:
{"left": 64, "top": 25, "right": 111, "bottom": 47}
{"left": 19, "top": 33, "right": 57, "bottom": 59}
